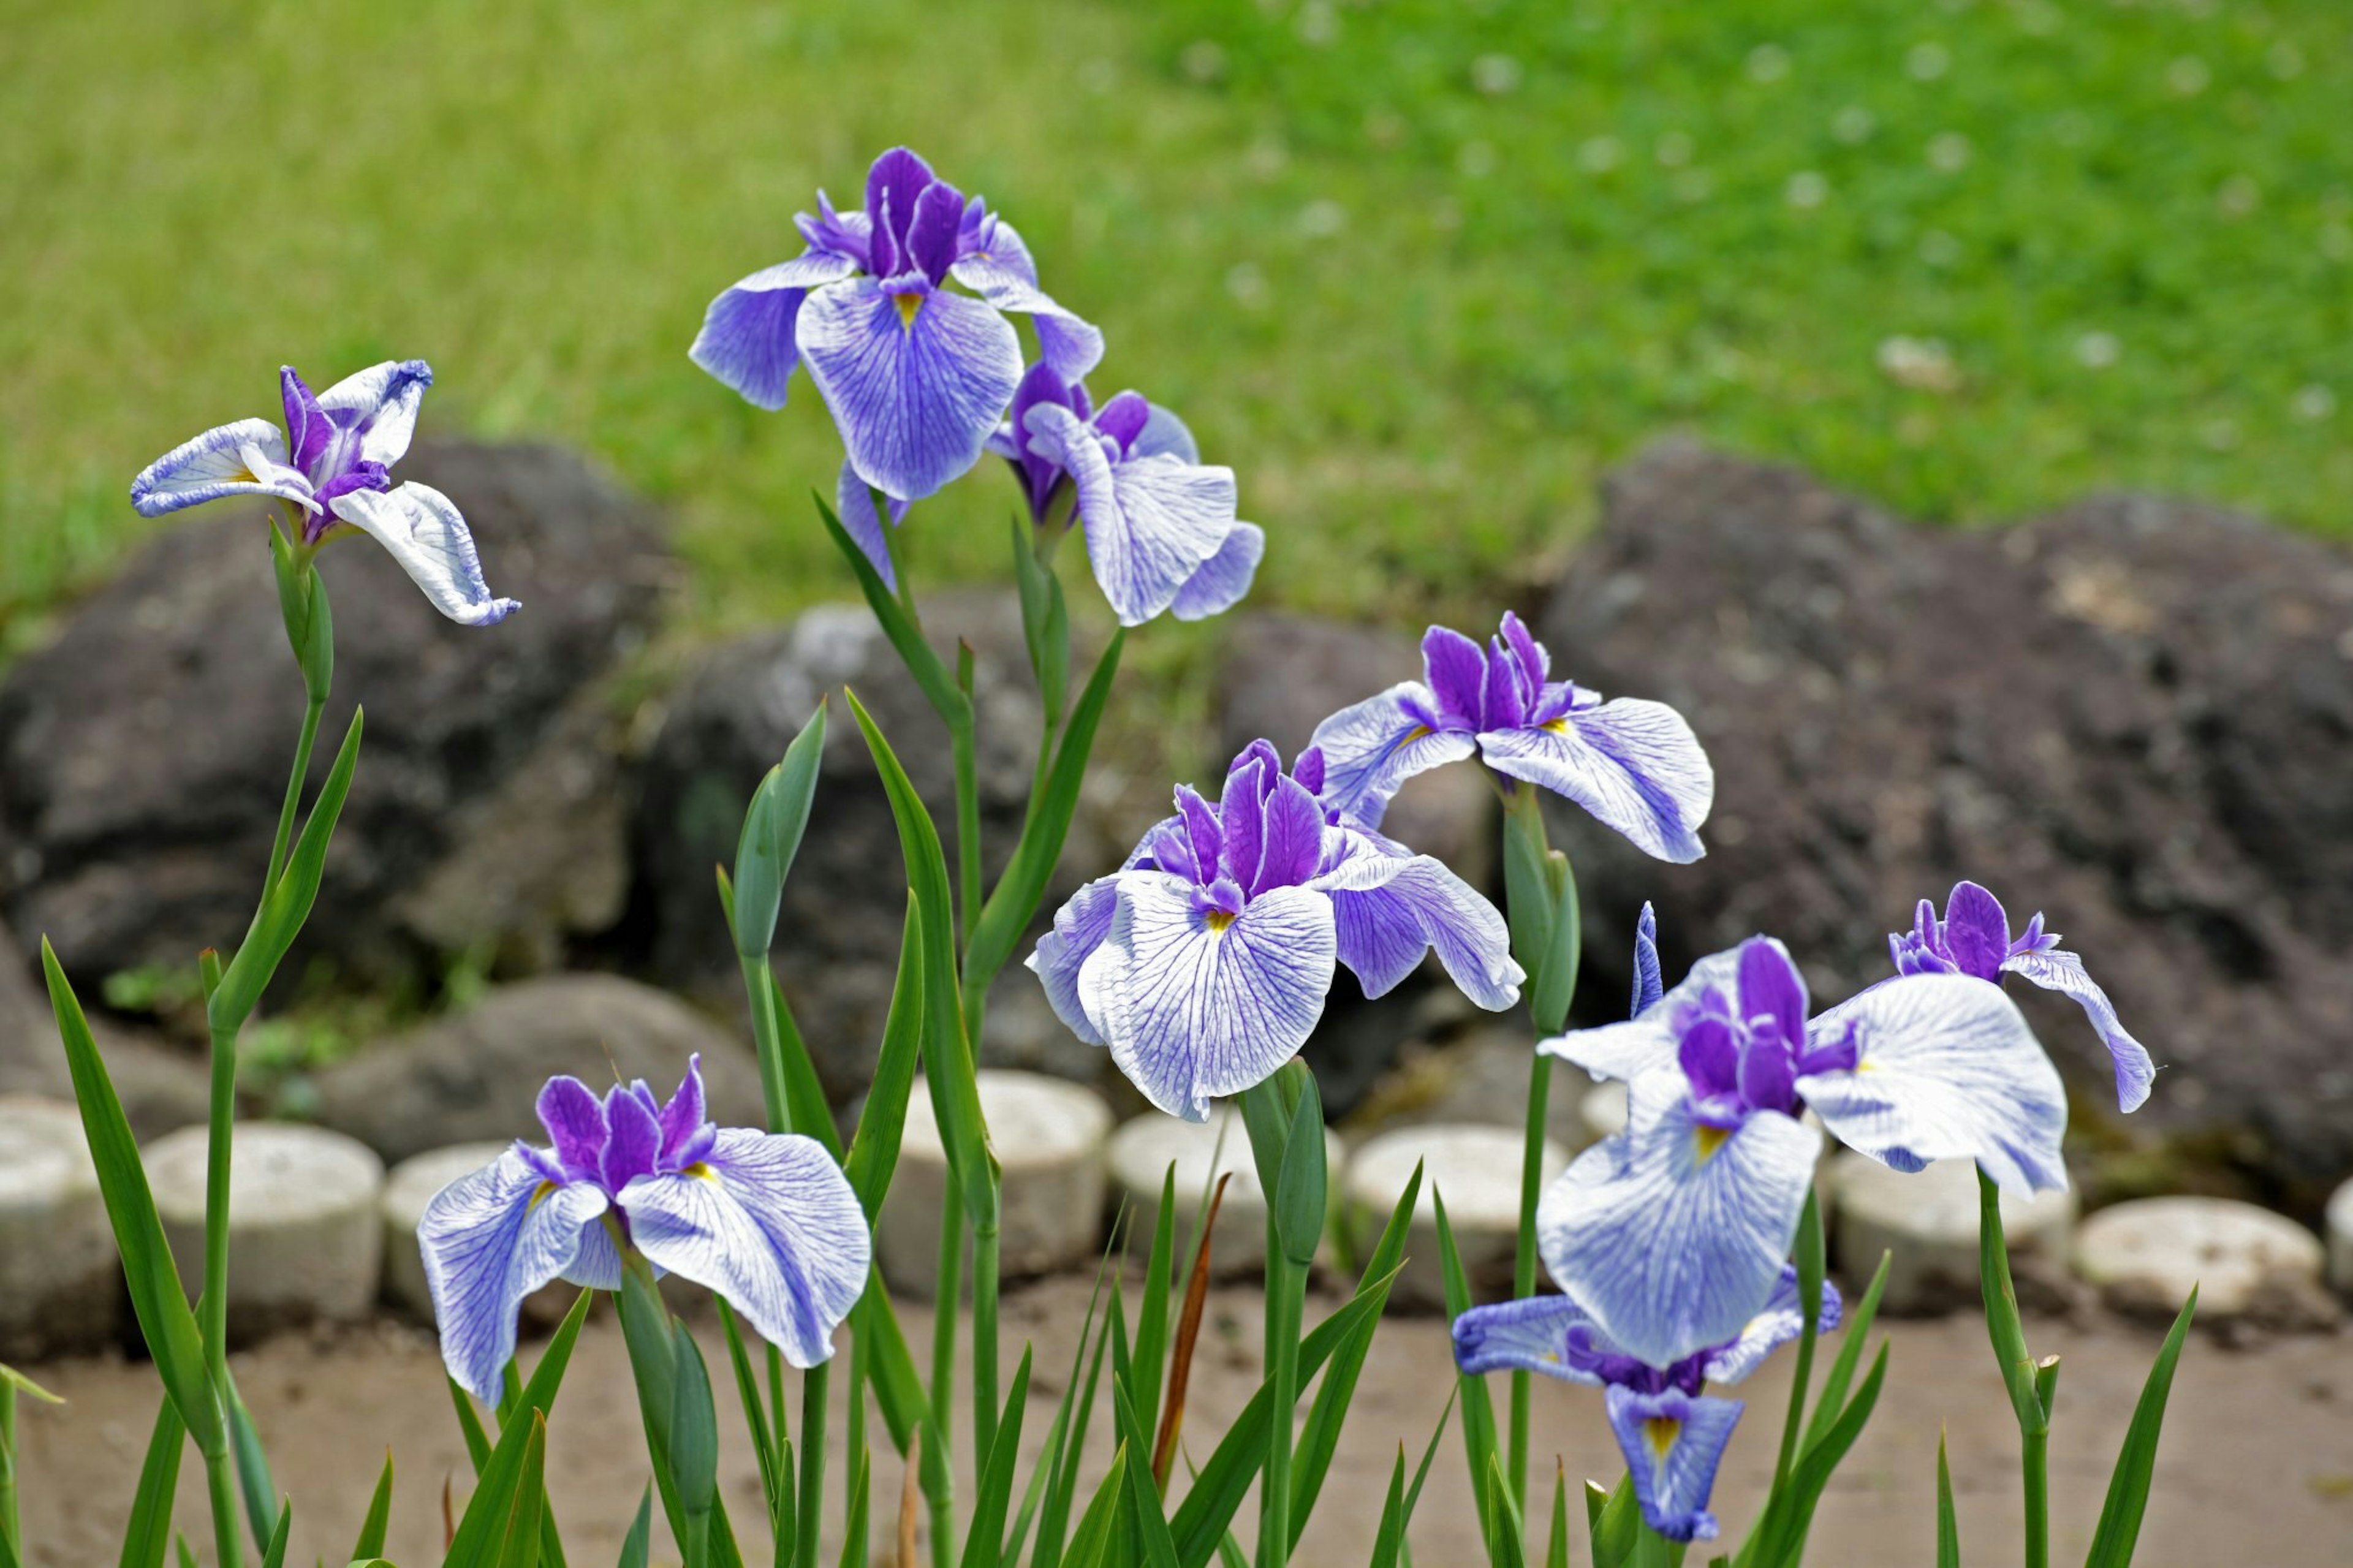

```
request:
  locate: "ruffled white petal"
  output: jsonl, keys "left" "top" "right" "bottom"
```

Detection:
{"left": 1478, "top": 695, "right": 1714, "bottom": 863}
{"left": 1169, "top": 521, "right": 1264, "bottom": 622}
{"left": 1306, "top": 683, "right": 1478, "bottom": 827}
{"left": 314, "top": 360, "right": 434, "bottom": 468}
{"left": 327, "top": 483, "right": 520, "bottom": 626}
{"left": 2002, "top": 947, "right": 2156, "bottom": 1113}
{"left": 129, "top": 418, "right": 314, "bottom": 517}
{"left": 417, "top": 1149, "right": 608, "bottom": 1402}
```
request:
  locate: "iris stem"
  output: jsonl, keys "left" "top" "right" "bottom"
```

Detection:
{"left": 1768, "top": 1191, "right": 1827, "bottom": 1510}
{"left": 844, "top": 1325, "right": 868, "bottom": 1526}
{"left": 1251, "top": 1112, "right": 1306, "bottom": 1568}
{"left": 202, "top": 1433, "right": 245, "bottom": 1568}
{"left": 265, "top": 697, "right": 325, "bottom": 895}
{"left": 928, "top": 1167, "right": 962, "bottom": 1568}
{"left": 1, "top": 1377, "right": 17, "bottom": 1560}
{"left": 740, "top": 953, "right": 792, "bottom": 1135}
{"left": 972, "top": 1216, "right": 1002, "bottom": 1499}
{"left": 795, "top": 1360, "right": 829, "bottom": 1568}
{"left": 2025, "top": 1426, "right": 2049, "bottom": 1568}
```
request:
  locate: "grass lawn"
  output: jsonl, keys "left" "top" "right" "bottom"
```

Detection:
{"left": 4, "top": 0, "right": 2348, "bottom": 659}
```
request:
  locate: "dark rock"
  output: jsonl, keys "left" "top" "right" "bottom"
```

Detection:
{"left": 0, "top": 442, "right": 662, "bottom": 996}
{"left": 309, "top": 974, "right": 765, "bottom": 1164}
{"left": 1538, "top": 442, "right": 2353, "bottom": 1210}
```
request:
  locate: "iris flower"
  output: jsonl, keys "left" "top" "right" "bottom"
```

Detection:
{"left": 691, "top": 146, "right": 1102, "bottom": 504}
{"left": 1536, "top": 917, "right": 2063, "bottom": 1368}
{"left": 1309, "top": 612, "right": 1713, "bottom": 862}
{"left": 1029, "top": 740, "right": 1521, "bottom": 1120}
{"left": 1455, "top": 1265, "right": 1841, "bottom": 1542}
{"left": 1891, "top": 880, "right": 2156, "bottom": 1113}
{"left": 128, "top": 362, "right": 518, "bottom": 626}
{"left": 418, "top": 1056, "right": 869, "bottom": 1402}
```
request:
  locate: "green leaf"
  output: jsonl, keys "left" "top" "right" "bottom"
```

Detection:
{"left": 668, "top": 1320, "right": 721, "bottom": 1564}
{"left": 1485, "top": 1453, "right": 1528, "bottom": 1568}
{"left": 1059, "top": 1448, "right": 1130, "bottom": 1568}
{"left": 1975, "top": 1168, "right": 2045, "bottom": 1437}
{"left": 445, "top": 1290, "right": 593, "bottom": 1568}
{"left": 1545, "top": 1466, "right": 1571, "bottom": 1568}
{"left": 1801, "top": 1250, "right": 1889, "bottom": 1456}
{"left": 732, "top": 703, "right": 826, "bottom": 959}
{"left": 1235, "top": 1065, "right": 1304, "bottom": 1206}
{"left": 260, "top": 1501, "right": 292, "bottom": 1568}
{"left": 449, "top": 1378, "right": 494, "bottom": 1473}
{"left": 963, "top": 1346, "right": 1036, "bottom": 1568}
{"left": 1010, "top": 516, "right": 1070, "bottom": 727}
{"left": 491, "top": 1415, "right": 548, "bottom": 1568}
{"left": 716, "top": 1303, "right": 785, "bottom": 1544}
{"left": 1588, "top": 1475, "right": 1638, "bottom": 1568}
{"left": 1751, "top": 1343, "right": 1890, "bottom": 1567}
{"left": 2083, "top": 1286, "right": 2197, "bottom": 1568}
{"left": 173, "top": 1535, "right": 195, "bottom": 1568}
{"left": 1273, "top": 1070, "right": 1327, "bottom": 1268}
{"left": 836, "top": 1452, "right": 870, "bottom": 1568}
{"left": 42, "top": 941, "right": 221, "bottom": 1452}
{"left": 209, "top": 708, "right": 363, "bottom": 1031}
{"left": 349, "top": 1450, "right": 395, "bottom": 1562}
{"left": 1934, "top": 1429, "right": 1959, "bottom": 1568}
{"left": 0, "top": 1368, "right": 59, "bottom": 1406}
{"left": 230, "top": 1382, "right": 281, "bottom": 1552}
{"left": 844, "top": 892, "right": 928, "bottom": 1220}
{"left": 1113, "top": 1383, "right": 1182, "bottom": 1568}
{"left": 1365, "top": 1450, "right": 1409, "bottom": 1568}
{"left": 1125, "top": 1167, "right": 1178, "bottom": 1446}
{"left": 815, "top": 496, "right": 966, "bottom": 728}
{"left": 1033, "top": 1254, "right": 1118, "bottom": 1568}
{"left": 116, "top": 1396, "right": 186, "bottom": 1568}
{"left": 617, "top": 1488, "right": 652, "bottom": 1568}
{"left": 1437, "top": 1191, "right": 1501, "bottom": 1543}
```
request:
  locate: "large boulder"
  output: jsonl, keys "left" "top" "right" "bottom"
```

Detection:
{"left": 0, "top": 913, "right": 209, "bottom": 1141}
{"left": 0, "top": 443, "right": 660, "bottom": 994}
{"left": 1537, "top": 442, "right": 2353, "bottom": 1210}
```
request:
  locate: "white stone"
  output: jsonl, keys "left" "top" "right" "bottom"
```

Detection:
{"left": 1344, "top": 1124, "right": 1567, "bottom": 1311}
{"left": 1577, "top": 1080, "right": 1628, "bottom": 1148}
{"left": 145, "top": 1122, "right": 385, "bottom": 1340}
{"left": 0, "top": 1096, "right": 120, "bottom": 1358}
{"left": 1106, "top": 1107, "right": 1346, "bottom": 1276}
{"left": 2328, "top": 1178, "right": 2353, "bottom": 1299}
{"left": 379, "top": 1142, "right": 521, "bottom": 1323}
{"left": 2074, "top": 1195, "right": 2323, "bottom": 1319}
{"left": 875, "top": 1070, "right": 1112, "bottom": 1297}
{"left": 1830, "top": 1153, "right": 2075, "bottom": 1315}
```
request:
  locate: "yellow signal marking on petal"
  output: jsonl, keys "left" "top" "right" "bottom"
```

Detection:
{"left": 1692, "top": 1124, "right": 1732, "bottom": 1163}
{"left": 1540, "top": 718, "right": 1572, "bottom": 734}
{"left": 1643, "top": 1416, "right": 1682, "bottom": 1464}
{"left": 684, "top": 1162, "right": 719, "bottom": 1182}
{"left": 526, "top": 1181, "right": 558, "bottom": 1212}
{"left": 1203, "top": 909, "right": 1237, "bottom": 933}
{"left": 1402, "top": 725, "right": 1434, "bottom": 743}
{"left": 895, "top": 292, "right": 923, "bottom": 330}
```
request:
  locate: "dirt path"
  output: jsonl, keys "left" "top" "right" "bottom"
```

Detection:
{"left": 15, "top": 1279, "right": 2353, "bottom": 1566}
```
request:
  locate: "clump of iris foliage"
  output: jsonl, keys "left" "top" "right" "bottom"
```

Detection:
{"left": 6, "top": 143, "right": 2198, "bottom": 1568}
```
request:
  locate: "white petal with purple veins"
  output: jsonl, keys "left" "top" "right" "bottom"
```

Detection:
{"left": 1331, "top": 855, "right": 1521, "bottom": 1009}
{"left": 950, "top": 249, "right": 1104, "bottom": 381}
{"left": 1606, "top": 1387, "right": 1741, "bottom": 1543}
{"left": 1170, "top": 521, "right": 1264, "bottom": 621}
{"left": 798, "top": 279, "right": 1023, "bottom": 502}
{"left": 691, "top": 255, "right": 860, "bottom": 411}
{"left": 1029, "top": 875, "right": 1120, "bottom": 1047}
{"left": 1133, "top": 403, "right": 1201, "bottom": 464}
{"left": 1540, "top": 943, "right": 1747, "bottom": 1085}
{"left": 621, "top": 1128, "right": 871, "bottom": 1368}
{"left": 129, "top": 418, "right": 316, "bottom": 517}
{"left": 1025, "top": 404, "right": 1235, "bottom": 626}
{"left": 328, "top": 483, "right": 520, "bottom": 626}
{"left": 1307, "top": 684, "right": 1479, "bottom": 827}
{"left": 1798, "top": 973, "right": 2068, "bottom": 1195}
{"left": 2002, "top": 947, "right": 2155, "bottom": 1113}
{"left": 1451, "top": 1294, "right": 1608, "bottom": 1384}
{"left": 315, "top": 360, "right": 434, "bottom": 468}
{"left": 418, "top": 1149, "right": 610, "bottom": 1401}
{"left": 1699, "top": 1267, "right": 1840, "bottom": 1386}
{"left": 1478, "top": 696, "right": 1714, "bottom": 863}
{"left": 835, "top": 459, "right": 899, "bottom": 592}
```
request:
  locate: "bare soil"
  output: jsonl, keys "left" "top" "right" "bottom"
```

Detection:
{"left": 15, "top": 1278, "right": 2353, "bottom": 1566}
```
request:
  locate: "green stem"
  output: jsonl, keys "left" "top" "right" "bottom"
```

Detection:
{"left": 1256, "top": 1212, "right": 1305, "bottom": 1567}
{"left": 2023, "top": 1426, "right": 2048, "bottom": 1568}
{"left": 844, "top": 1325, "right": 868, "bottom": 1526}
{"left": 1507, "top": 1047, "right": 1549, "bottom": 1506}
{"left": 950, "top": 702, "right": 981, "bottom": 951}
{"left": 928, "top": 1167, "right": 962, "bottom": 1568}
{"left": 200, "top": 1431, "right": 244, "bottom": 1568}
{"left": 265, "top": 697, "right": 325, "bottom": 894}
{"left": 740, "top": 953, "right": 792, "bottom": 1134}
{"left": 1, "top": 1377, "right": 17, "bottom": 1561}
{"left": 972, "top": 1215, "right": 1001, "bottom": 1493}
{"left": 1769, "top": 1295, "right": 1820, "bottom": 1496}
{"left": 795, "top": 1360, "right": 829, "bottom": 1568}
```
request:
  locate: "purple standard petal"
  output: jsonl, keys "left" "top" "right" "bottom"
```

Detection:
{"left": 1306, "top": 684, "right": 1481, "bottom": 827}
{"left": 903, "top": 180, "right": 966, "bottom": 284}
{"left": 313, "top": 359, "right": 434, "bottom": 469}
{"left": 1797, "top": 973, "right": 2069, "bottom": 1195}
{"left": 281, "top": 368, "right": 332, "bottom": 475}
{"left": 1452, "top": 1295, "right": 1608, "bottom": 1386}
{"left": 1479, "top": 696, "right": 1715, "bottom": 864}
{"left": 1249, "top": 773, "right": 1328, "bottom": 896}
{"left": 129, "top": 417, "right": 315, "bottom": 517}
{"left": 601, "top": 1085, "right": 663, "bottom": 1194}
{"left": 535, "top": 1077, "right": 609, "bottom": 1184}
{"left": 1420, "top": 627, "right": 1489, "bottom": 730}
{"left": 835, "top": 458, "right": 900, "bottom": 592}
{"left": 1699, "top": 1264, "right": 1842, "bottom": 1386}
{"left": 690, "top": 254, "right": 860, "bottom": 411}
{"left": 1605, "top": 1386, "right": 1742, "bottom": 1543}
{"left": 1023, "top": 403, "right": 1235, "bottom": 626}
{"left": 1330, "top": 855, "right": 1523, "bottom": 1010}
{"left": 1028, "top": 876, "right": 1120, "bottom": 1047}
{"left": 1170, "top": 523, "right": 1264, "bottom": 622}
{"left": 1737, "top": 937, "right": 1809, "bottom": 1048}
{"left": 863, "top": 147, "right": 936, "bottom": 279}
{"left": 621, "top": 1128, "right": 871, "bottom": 1368}
{"left": 1941, "top": 881, "right": 2012, "bottom": 981}
{"left": 1632, "top": 903, "right": 1664, "bottom": 1017}
{"left": 417, "top": 1149, "right": 610, "bottom": 1401}
{"left": 327, "top": 483, "right": 520, "bottom": 626}
{"left": 798, "top": 278, "right": 1023, "bottom": 502}
{"left": 657, "top": 1056, "right": 709, "bottom": 1163}
{"left": 2000, "top": 947, "right": 2156, "bottom": 1113}
{"left": 1132, "top": 402, "right": 1201, "bottom": 464}
{"left": 1539, "top": 1067, "right": 1819, "bottom": 1369}
{"left": 1084, "top": 875, "right": 1338, "bottom": 1121}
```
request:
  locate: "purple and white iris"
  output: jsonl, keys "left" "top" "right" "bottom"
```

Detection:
{"left": 128, "top": 362, "right": 517, "bottom": 626}
{"left": 1309, "top": 612, "right": 1714, "bottom": 863}
{"left": 692, "top": 147, "right": 1102, "bottom": 504}
{"left": 1455, "top": 1265, "right": 1841, "bottom": 1542}
{"left": 1892, "top": 881, "right": 2156, "bottom": 1113}
{"left": 1029, "top": 740, "right": 1521, "bottom": 1121}
{"left": 1536, "top": 919, "right": 2064, "bottom": 1369}
{"left": 417, "top": 1056, "right": 868, "bottom": 1403}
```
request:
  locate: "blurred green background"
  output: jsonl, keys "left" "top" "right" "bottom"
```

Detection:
{"left": 4, "top": 0, "right": 2347, "bottom": 659}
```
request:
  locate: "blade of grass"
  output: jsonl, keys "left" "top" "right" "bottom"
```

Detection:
{"left": 2083, "top": 1286, "right": 2197, "bottom": 1568}
{"left": 961, "top": 1347, "right": 1036, "bottom": 1568}
{"left": 1800, "top": 1251, "right": 1889, "bottom": 1456}
{"left": 116, "top": 1396, "right": 186, "bottom": 1568}
{"left": 1438, "top": 1191, "right": 1501, "bottom": 1544}
{"left": 1934, "top": 1428, "right": 1959, "bottom": 1568}
{"left": 349, "top": 1450, "right": 394, "bottom": 1562}
{"left": 1289, "top": 1161, "right": 1421, "bottom": 1547}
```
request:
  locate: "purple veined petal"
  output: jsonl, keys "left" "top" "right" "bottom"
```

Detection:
{"left": 1175, "top": 784, "right": 1225, "bottom": 877}
{"left": 1001, "top": 360, "right": 1078, "bottom": 514}
{"left": 1605, "top": 1385, "right": 1742, "bottom": 1543}
{"left": 621, "top": 1128, "right": 871, "bottom": 1368}
{"left": 690, "top": 255, "right": 861, "bottom": 411}
{"left": 1737, "top": 936, "right": 1809, "bottom": 1047}
{"left": 1941, "top": 881, "right": 2012, "bottom": 981}
{"left": 1170, "top": 523, "right": 1264, "bottom": 622}
{"left": 2000, "top": 947, "right": 2156, "bottom": 1113}
{"left": 1542, "top": 942, "right": 1748, "bottom": 1084}
{"left": 1420, "top": 626, "right": 1489, "bottom": 730}
{"left": 313, "top": 360, "right": 434, "bottom": 470}
{"left": 1023, "top": 403, "right": 1234, "bottom": 626}
{"left": 326, "top": 483, "right": 520, "bottom": 626}
{"left": 535, "top": 1077, "right": 609, "bottom": 1184}
{"left": 1678, "top": 1018, "right": 1740, "bottom": 1101}
{"left": 1797, "top": 972, "right": 2069, "bottom": 1195}
{"left": 1499, "top": 610, "right": 1549, "bottom": 690}
{"left": 1632, "top": 903, "right": 1664, "bottom": 1017}
{"left": 1218, "top": 756, "right": 1270, "bottom": 892}
{"left": 904, "top": 179, "right": 966, "bottom": 285}
{"left": 864, "top": 146, "right": 937, "bottom": 278}
{"left": 835, "top": 459, "right": 903, "bottom": 593}
{"left": 1306, "top": 683, "right": 1480, "bottom": 827}
{"left": 1482, "top": 640, "right": 1529, "bottom": 730}
{"left": 1452, "top": 1295, "right": 1608, "bottom": 1385}
{"left": 281, "top": 368, "right": 332, "bottom": 475}
{"left": 1478, "top": 695, "right": 1715, "bottom": 864}
{"left": 1028, "top": 875, "right": 1121, "bottom": 1047}
{"left": 657, "top": 1055, "right": 708, "bottom": 1164}
{"left": 1699, "top": 1263, "right": 1841, "bottom": 1386}
{"left": 1093, "top": 391, "right": 1152, "bottom": 455}
{"left": 601, "top": 1085, "right": 662, "bottom": 1193}
{"left": 418, "top": 1149, "right": 610, "bottom": 1401}
{"left": 798, "top": 278, "right": 1023, "bottom": 503}
{"left": 1133, "top": 402, "right": 1201, "bottom": 464}
{"left": 1539, "top": 1067, "right": 1819, "bottom": 1369}
{"left": 561, "top": 1206, "right": 626, "bottom": 1290}
{"left": 1330, "top": 854, "right": 1523, "bottom": 1009}
{"left": 129, "top": 417, "right": 316, "bottom": 518}
{"left": 949, "top": 248, "right": 1106, "bottom": 382}
{"left": 1304, "top": 822, "right": 1419, "bottom": 895}
{"left": 1085, "top": 875, "right": 1338, "bottom": 1121}
{"left": 1251, "top": 773, "right": 1329, "bottom": 896}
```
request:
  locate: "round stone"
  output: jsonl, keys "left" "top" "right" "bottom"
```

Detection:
{"left": 1106, "top": 1107, "right": 1347, "bottom": 1277}
{"left": 2074, "top": 1195, "right": 2324, "bottom": 1321}
{"left": 1343, "top": 1124, "right": 1567, "bottom": 1311}
{"left": 0, "top": 1096, "right": 121, "bottom": 1358}
{"left": 2328, "top": 1178, "right": 2353, "bottom": 1299}
{"left": 1577, "top": 1081, "right": 1628, "bottom": 1148}
{"left": 145, "top": 1122, "right": 385, "bottom": 1341}
{"left": 1829, "top": 1153, "right": 2076, "bottom": 1316}
{"left": 875, "top": 1070, "right": 1113, "bottom": 1297}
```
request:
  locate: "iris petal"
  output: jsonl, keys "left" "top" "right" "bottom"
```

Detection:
{"left": 2001, "top": 947, "right": 2155, "bottom": 1113}
{"left": 690, "top": 255, "right": 859, "bottom": 411}
{"left": 1477, "top": 695, "right": 1714, "bottom": 864}
{"left": 835, "top": 459, "right": 902, "bottom": 591}
{"left": 418, "top": 1149, "right": 609, "bottom": 1401}
{"left": 1169, "top": 521, "right": 1264, "bottom": 622}
{"left": 1024, "top": 403, "right": 1236, "bottom": 626}
{"left": 1941, "top": 881, "right": 2012, "bottom": 980}
{"left": 1451, "top": 1295, "right": 1607, "bottom": 1385}
{"left": 1330, "top": 854, "right": 1522, "bottom": 1009}
{"left": 1306, "top": 683, "right": 1480, "bottom": 828}
{"left": 1028, "top": 875, "right": 1120, "bottom": 1047}
{"left": 327, "top": 483, "right": 520, "bottom": 626}
{"left": 798, "top": 279, "right": 1023, "bottom": 502}
{"left": 1540, "top": 944, "right": 1746, "bottom": 1086}
{"left": 1605, "top": 1386, "right": 1741, "bottom": 1543}
{"left": 129, "top": 417, "right": 313, "bottom": 518}
{"left": 314, "top": 360, "right": 434, "bottom": 469}
{"left": 1699, "top": 1264, "right": 1841, "bottom": 1386}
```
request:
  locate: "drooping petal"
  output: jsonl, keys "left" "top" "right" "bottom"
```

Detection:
{"left": 1540, "top": 1069, "right": 1819, "bottom": 1369}
{"left": 1083, "top": 876, "right": 1337, "bottom": 1121}
{"left": 1420, "top": 627, "right": 1489, "bottom": 730}
{"left": 622, "top": 1129, "right": 871, "bottom": 1368}
{"left": 1025, "top": 403, "right": 1234, "bottom": 626}
{"left": 2001, "top": 947, "right": 2156, "bottom": 1113}
{"left": 798, "top": 279, "right": 1023, "bottom": 502}
{"left": 314, "top": 360, "right": 435, "bottom": 469}
{"left": 1605, "top": 1386, "right": 1741, "bottom": 1543}
{"left": 1479, "top": 697, "right": 1714, "bottom": 864}
{"left": 1170, "top": 522, "right": 1264, "bottom": 621}
{"left": 950, "top": 226, "right": 1105, "bottom": 382}
{"left": 1330, "top": 855, "right": 1523, "bottom": 1009}
{"left": 690, "top": 255, "right": 860, "bottom": 411}
{"left": 534, "top": 1077, "right": 608, "bottom": 1184}
{"left": 1451, "top": 1295, "right": 1607, "bottom": 1386}
{"left": 1305, "top": 822, "right": 1420, "bottom": 895}
{"left": 327, "top": 483, "right": 520, "bottom": 626}
{"left": 1132, "top": 402, "right": 1201, "bottom": 464}
{"left": 129, "top": 418, "right": 313, "bottom": 517}
{"left": 1797, "top": 974, "right": 2069, "bottom": 1194}
{"left": 1306, "top": 684, "right": 1480, "bottom": 827}
{"left": 1941, "top": 881, "right": 2012, "bottom": 981}
{"left": 1028, "top": 875, "right": 1120, "bottom": 1047}
{"left": 418, "top": 1149, "right": 610, "bottom": 1401}
{"left": 835, "top": 459, "right": 900, "bottom": 592}
{"left": 1699, "top": 1265, "right": 1843, "bottom": 1386}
